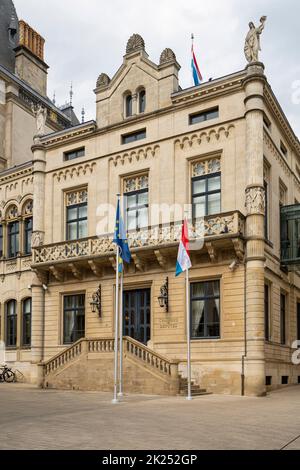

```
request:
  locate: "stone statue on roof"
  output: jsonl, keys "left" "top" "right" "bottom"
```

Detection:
{"left": 244, "top": 16, "right": 267, "bottom": 63}
{"left": 31, "top": 103, "right": 47, "bottom": 136}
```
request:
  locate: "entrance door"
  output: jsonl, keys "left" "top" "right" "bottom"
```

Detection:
{"left": 123, "top": 289, "right": 151, "bottom": 344}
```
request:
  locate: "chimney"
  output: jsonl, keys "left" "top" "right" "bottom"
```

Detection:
{"left": 14, "top": 20, "right": 48, "bottom": 96}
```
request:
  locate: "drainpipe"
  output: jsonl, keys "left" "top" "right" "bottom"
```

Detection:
{"left": 241, "top": 260, "right": 247, "bottom": 396}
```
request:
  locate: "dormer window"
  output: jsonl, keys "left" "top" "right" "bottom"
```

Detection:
{"left": 139, "top": 89, "right": 146, "bottom": 114}
{"left": 125, "top": 94, "right": 133, "bottom": 118}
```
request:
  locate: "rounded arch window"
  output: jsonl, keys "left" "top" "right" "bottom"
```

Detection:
{"left": 6, "top": 205, "right": 19, "bottom": 258}
{"left": 22, "top": 200, "right": 33, "bottom": 255}
{"left": 6, "top": 299, "right": 17, "bottom": 347}
{"left": 125, "top": 93, "right": 133, "bottom": 118}
{"left": 138, "top": 89, "right": 146, "bottom": 114}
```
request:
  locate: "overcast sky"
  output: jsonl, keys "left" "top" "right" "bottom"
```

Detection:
{"left": 14, "top": 0, "right": 300, "bottom": 136}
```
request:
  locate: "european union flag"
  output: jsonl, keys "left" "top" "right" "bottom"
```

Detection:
{"left": 113, "top": 199, "right": 131, "bottom": 264}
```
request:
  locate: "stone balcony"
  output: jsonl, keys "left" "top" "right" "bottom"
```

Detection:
{"left": 32, "top": 211, "right": 245, "bottom": 280}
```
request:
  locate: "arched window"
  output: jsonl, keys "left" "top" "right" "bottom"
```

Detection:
{"left": 22, "top": 200, "right": 33, "bottom": 255}
{"left": 22, "top": 298, "right": 32, "bottom": 347}
{"left": 139, "top": 89, "right": 146, "bottom": 114}
{"left": 6, "top": 205, "right": 19, "bottom": 258}
{"left": 6, "top": 300, "right": 17, "bottom": 348}
{"left": 125, "top": 94, "right": 133, "bottom": 117}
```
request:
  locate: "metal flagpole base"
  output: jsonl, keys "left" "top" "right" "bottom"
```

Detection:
{"left": 186, "top": 396, "right": 193, "bottom": 401}
{"left": 112, "top": 398, "right": 119, "bottom": 404}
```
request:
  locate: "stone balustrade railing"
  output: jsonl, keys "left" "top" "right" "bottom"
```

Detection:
{"left": 32, "top": 211, "right": 244, "bottom": 266}
{"left": 123, "top": 336, "right": 178, "bottom": 378}
{"left": 42, "top": 336, "right": 179, "bottom": 380}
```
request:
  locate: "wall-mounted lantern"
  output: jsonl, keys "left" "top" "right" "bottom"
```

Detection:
{"left": 90, "top": 284, "right": 102, "bottom": 317}
{"left": 158, "top": 277, "right": 169, "bottom": 313}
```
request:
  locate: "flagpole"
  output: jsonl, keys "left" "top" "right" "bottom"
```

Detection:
{"left": 112, "top": 197, "right": 120, "bottom": 405}
{"left": 186, "top": 267, "right": 192, "bottom": 401}
{"left": 118, "top": 267, "right": 124, "bottom": 398}
{"left": 184, "top": 212, "right": 192, "bottom": 402}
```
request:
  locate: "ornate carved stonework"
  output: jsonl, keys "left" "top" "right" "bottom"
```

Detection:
{"left": 245, "top": 186, "right": 265, "bottom": 215}
{"left": 126, "top": 34, "right": 145, "bottom": 54}
{"left": 6, "top": 204, "right": 18, "bottom": 220}
{"left": 66, "top": 189, "right": 88, "bottom": 207}
{"left": 96, "top": 73, "right": 111, "bottom": 88}
{"left": 192, "top": 158, "right": 221, "bottom": 177}
{"left": 124, "top": 174, "right": 149, "bottom": 193}
{"left": 159, "top": 48, "right": 176, "bottom": 65}
{"left": 23, "top": 200, "right": 33, "bottom": 216}
{"left": 31, "top": 231, "right": 44, "bottom": 248}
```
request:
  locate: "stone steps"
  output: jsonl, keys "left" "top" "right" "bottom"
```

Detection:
{"left": 179, "top": 378, "right": 212, "bottom": 397}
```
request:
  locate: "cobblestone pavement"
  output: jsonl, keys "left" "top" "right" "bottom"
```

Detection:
{"left": 0, "top": 384, "right": 299, "bottom": 450}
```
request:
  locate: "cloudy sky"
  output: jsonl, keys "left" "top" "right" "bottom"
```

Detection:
{"left": 14, "top": 0, "right": 300, "bottom": 136}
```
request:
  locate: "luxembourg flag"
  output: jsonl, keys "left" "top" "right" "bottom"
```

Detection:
{"left": 191, "top": 41, "right": 203, "bottom": 86}
{"left": 176, "top": 219, "right": 192, "bottom": 277}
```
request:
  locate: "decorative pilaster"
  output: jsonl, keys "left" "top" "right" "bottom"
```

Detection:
{"left": 244, "top": 62, "right": 267, "bottom": 396}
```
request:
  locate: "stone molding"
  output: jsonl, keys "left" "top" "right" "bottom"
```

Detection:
{"left": 174, "top": 124, "right": 235, "bottom": 150}
{"left": 53, "top": 162, "right": 96, "bottom": 182}
{"left": 109, "top": 145, "right": 160, "bottom": 167}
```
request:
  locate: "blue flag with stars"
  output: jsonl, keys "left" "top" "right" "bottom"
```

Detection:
{"left": 113, "top": 199, "right": 131, "bottom": 265}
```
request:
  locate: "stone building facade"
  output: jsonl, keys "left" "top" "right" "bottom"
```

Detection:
{"left": 0, "top": 7, "right": 300, "bottom": 396}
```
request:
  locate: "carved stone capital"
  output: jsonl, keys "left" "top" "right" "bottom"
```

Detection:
{"left": 245, "top": 186, "right": 265, "bottom": 215}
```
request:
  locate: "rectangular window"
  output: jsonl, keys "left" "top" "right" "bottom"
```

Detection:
{"left": 280, "top": 293, "right": 286, "bottom": 345}
{"left": 125, "top": 189, "right": 149, "bottom": 231}
{"left": 123, "top": 175, "right": 149, "bottom": 231}
{"left": 280, "top": 141, "right": 288, "bottom": 158}
{"left": 264, "top": 180, "right": 269, "bottom": 240}
{"left": 191, "top": 280, "right": 220, "bottom": 339}
{"left": 121, "top": 129, "right": 146, "bottom": 145}
{"left": 24, "top": 217, "right": 33, "bottom": 255}
{"left": 66, "top": 189, "right": 88, "bottom": 241}
{"left": 192, "top": 172, "right": 221, "bottom": 218}
{"left": 6, "top": 300, "right": 17, "bottom": 348}
{"left": 63, "top": 294, "right": 85, "bottom": 344}
{"left": 64, "top": 148, "right": 85, "bottom": 161}
{"left": 22, "top": 298, "right": 31, "bottom": 347}
{"left": 263, "top": 114, "right": 271, "bottom": 130}
{"left": 0, "top": 224, "right": 3, "bottom": 257}
{"left": 66, "top": 204, "right": 88, "bottom": 240}
{"left": 7, "top": 221, "right": 19, "bottom": 258}
{"left": 264, "top": 284, "right": 270, "bottom": 341}
{"left": 189, "top": 107, "right": 219, "bottom": 125}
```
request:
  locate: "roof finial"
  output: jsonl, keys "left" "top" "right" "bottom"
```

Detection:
{"left": 69, "top": 82, "right": 73, "bottom": 106}
{"left": 81, "top": 106, "right": 85, "bottom": 124}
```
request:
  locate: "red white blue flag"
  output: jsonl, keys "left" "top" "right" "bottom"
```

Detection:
{"left": 176, "top": 219, "right": 192, "bottom": 277}
{"left": 191, "top": 42, "right": 203, "bottom": 86}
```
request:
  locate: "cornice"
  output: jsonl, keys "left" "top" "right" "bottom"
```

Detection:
{"left": 0, "top": 164, "right": 33, "bottom": 185}
{"left": 171, "top": 72, "right": 246, "bottom": 105}
{"left": 41, "top": 121, "right": 97, "bottom": 147}
{"left": 264, "top": 84, "right": 300, "bottom": 158}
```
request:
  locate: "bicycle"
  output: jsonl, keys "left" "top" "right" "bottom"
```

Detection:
{"left": 0, "top": 364, "right": 16, "bottom": 383}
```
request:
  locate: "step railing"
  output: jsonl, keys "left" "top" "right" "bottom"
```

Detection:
{"left": 43, "top": 336, "right": 179, "bottom": 380}
{"left": 44, "top": 338, "right": 86, "bottom": 376}
{"left": 123, "top": 336, "right": 179, "bottom": 378}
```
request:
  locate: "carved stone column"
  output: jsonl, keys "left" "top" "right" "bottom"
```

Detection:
{"left": 243, "top": 62, "right": 267, "bottom": 396}
{"left": 31, "top": 142, "right": 46, "bottom": 369}
{"left": 31, "top": 142, "right": 46, "bottom": 247}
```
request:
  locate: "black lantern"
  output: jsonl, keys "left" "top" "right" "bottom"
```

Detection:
{"left": 158, "top": 277, "right": 169, "bottom": 313}
{"left": 90, "top": 284, "right": 102, "bottom": 317}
